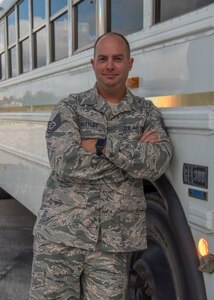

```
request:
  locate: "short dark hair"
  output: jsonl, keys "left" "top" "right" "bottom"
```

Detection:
{"left": 93, "top": 32, "right": 131, "bottom": 58}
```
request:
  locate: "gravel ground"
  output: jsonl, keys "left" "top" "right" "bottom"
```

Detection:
{"left": 0, "top": 199, "right": 36, "bottom": 300}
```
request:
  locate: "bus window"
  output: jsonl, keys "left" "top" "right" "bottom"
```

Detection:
{"left": 109, "top": 0, "right": 143, "bottom": 35}
{"left": 50, "top": 0, "right": 68, "bottom": 16}
{"left": 32, "top": 0, "right": 45, "bottom": 29}
{"left": 155, "top": 0, "right": 214, "bottom": 22}
{"left": 20, "top": 38, "right": 30, "bottom": 73}
{"left": 18, "top": 0, "right": 30, "bottom": 74}
{"left": 0, "top": 22, "right": 5, "bottom": 80}
{"left": 9, "top": 46, "right": 17, "bottom": 77}
{"left": 18, "top": 0, "right": 29, "bottom": 38}
{"left": 7, "top": 10, "right": 17, "bottom": 78}
{"left": 32, "top": 0, "right": 46, "bottom": 69}
{"left": 34, "top": 27, "right": 46, "bottom": 68}
{"left": 52, "top": 13, "right": 68, "bottom": 61}
{"left": 0, "top": 22, "right": 4, "bottom": 52}
{"left": 50, "top": 0, "right": 69, "bottom": 63}
{"left": 0, "top": 53, "right": 5, "bottom": 80}
{"left": 73, "top": 0, "right": 96, "bottom": 51}
{"left": 7, "top": 10, "right": 16, "bottom": 47}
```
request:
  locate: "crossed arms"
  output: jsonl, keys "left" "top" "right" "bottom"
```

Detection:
{"left": 46, "top": 99, "right": 172, "bottom": 181}
{"left": 81, "top": 129, "right": 160, "bottom": 153}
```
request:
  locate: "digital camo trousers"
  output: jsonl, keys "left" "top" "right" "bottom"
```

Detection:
{"left": 29, "top": 235, "right": 129, "bottom": 300}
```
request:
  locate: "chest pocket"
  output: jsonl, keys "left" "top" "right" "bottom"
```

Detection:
{"left": 123, "top": 124, "right": 143, "bottom": 140}
{"left": 78, "top": 106, "right": 106, "bottom": 139}
{"left": 123, "top": 113, "right": 145, "bottom": 140}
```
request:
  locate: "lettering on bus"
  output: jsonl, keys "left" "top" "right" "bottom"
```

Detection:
{"left": 183, "top": 163, "right": 208, "bottom": 189}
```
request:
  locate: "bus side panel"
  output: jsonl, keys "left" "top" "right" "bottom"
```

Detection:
{"left": 0, "top": 116, "right": 50, "bottom": 214}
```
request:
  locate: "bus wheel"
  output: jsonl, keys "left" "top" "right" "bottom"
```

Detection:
{"left": 128, "top": 193, "right": 188, "bottom": 300}
{"left": 0, "top": 187, "right": 11, "bottom": 199}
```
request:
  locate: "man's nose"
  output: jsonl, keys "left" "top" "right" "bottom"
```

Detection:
{"left": 106, "top": 59, "right": 114, "bottom": 69}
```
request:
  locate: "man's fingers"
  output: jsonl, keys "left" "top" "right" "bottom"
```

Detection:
{"left": 140, "top": 136, "right": 160, "bottom": 143}
{"left": 140, "top": 129, "right": 156, "bottom": 141}
{"left": 139, "top": 130, "right": 160, "bottom": 143}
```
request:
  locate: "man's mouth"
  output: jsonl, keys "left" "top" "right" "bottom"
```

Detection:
{"left": 103, "top": 74, "right": 118, "bottom": 78}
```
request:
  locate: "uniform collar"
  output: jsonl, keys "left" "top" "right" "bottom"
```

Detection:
{"left": 79, "top": 85, "right": 99, "bottom": 106}
{"left": 80, "top": 84, "right": 138, "bottom": 117}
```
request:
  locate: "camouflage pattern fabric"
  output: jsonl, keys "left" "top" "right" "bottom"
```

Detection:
{"left": 29, "top": 234, "right": 129, "bottom": 299}
{"left": 34, "top": 85, "right": 172, "bottom": 253}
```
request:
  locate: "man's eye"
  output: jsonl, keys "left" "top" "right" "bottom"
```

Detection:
{"left": 114, "top": 57, "right": 123, "bottom": 61}
{"left": 98, "top": 57, "right": 106, "bottom": 62}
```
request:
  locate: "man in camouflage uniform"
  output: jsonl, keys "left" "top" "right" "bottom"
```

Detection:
{"left": 30, "top": 32, "right": 172, "bottom": 299}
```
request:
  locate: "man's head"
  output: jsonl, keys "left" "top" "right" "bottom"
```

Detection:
{"left": 91, "top": 32, "right": 134, "bottom": 100}
{"left": 93, "top": 32, "right": 131, "bottom": 58}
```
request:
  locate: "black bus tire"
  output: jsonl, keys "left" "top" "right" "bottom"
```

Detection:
{"left": 0, "top": 187, "right": 11, "bottom": 199}
{"left": 128, "top": 193, "right": 189, "bottom": 300}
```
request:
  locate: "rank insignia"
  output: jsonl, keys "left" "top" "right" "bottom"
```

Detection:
{"left": 47, "top": 113, "right": 61, "bottom": 134}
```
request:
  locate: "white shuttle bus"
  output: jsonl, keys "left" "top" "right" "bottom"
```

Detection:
{"left": 0, "top": 0, "right": 214, "bottom": 299}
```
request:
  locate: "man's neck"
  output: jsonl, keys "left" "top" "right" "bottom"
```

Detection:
{"left": 96, "top": 84, "right": 126, "bottom": 104}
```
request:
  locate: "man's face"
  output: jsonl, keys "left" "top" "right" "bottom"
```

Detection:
{"left": 91, "top": 35, "right": 134, "bottom": 92}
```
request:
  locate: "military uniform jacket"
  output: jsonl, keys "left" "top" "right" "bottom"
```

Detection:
{"left": 34, "top": 85, "right": 172, "bottom": 252}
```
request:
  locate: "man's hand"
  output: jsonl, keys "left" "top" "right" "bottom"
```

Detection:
{"left": 80, "top": 130, "right": 159, "bottom": 153}
{"left": 80, "top": 139, "right": 97, "bottom": 153}
{"left": 139, "top": 129, "right": 160, "bottom": 143}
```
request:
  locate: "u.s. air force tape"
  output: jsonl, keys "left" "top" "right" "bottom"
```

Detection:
{"left": 47, "top": 113, "right": 61, "bottom": 134}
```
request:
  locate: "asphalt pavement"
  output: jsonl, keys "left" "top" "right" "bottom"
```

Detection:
{"left": 0, "top": 198, "right": 36, "bottom": 300}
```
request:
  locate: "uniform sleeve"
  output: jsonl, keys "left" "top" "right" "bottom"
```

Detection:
{"left": 104, "top": 102, "right": 172, "bottom": 180}
{"left": 46, "top": 99, "right": 113, "bottom": 180}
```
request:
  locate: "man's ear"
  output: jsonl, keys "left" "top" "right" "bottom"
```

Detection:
{"left": 129, "top": 57, "right": 134, "bottom": 71}
{"left": 90, "top": 58, "right": 95, "bottom": 68}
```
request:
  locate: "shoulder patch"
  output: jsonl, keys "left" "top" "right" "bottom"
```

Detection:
{"left": 47, "top": 113, "right": 61, "bottom": 134}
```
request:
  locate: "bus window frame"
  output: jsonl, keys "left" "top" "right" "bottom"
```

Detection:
{"left": 50, "top": 0, "right": 68, "bottom": 17}
{"left": 72, "top": 0, "right": 97, "bottom": 53}
{"left": 18, "top": 0, "right": 30, "bottom": 74}
{"left": 19, "top": 36, "right": 30, "bottom": 74}
{"left": 49, "top": 5, "right": 69, "bottom": 63}
{"left": 154, "top": 0, "right": 214, "bottom": 23}
{"left": 155, "top": 0, "right": 161, "bottom": 23}
{"left": 7, "top": 8, "right": 18, "bottom": 78}
{"left": 32, "top": 25, "right": 46, "bottom": 69}
{"left": 0, "top": 20, "right": 5, "bottom": 80}
{"left": 107, "top": 0, "right": 144, "bottom": 35}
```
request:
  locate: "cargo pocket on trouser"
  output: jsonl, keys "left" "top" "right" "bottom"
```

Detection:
{"left": 43, "top": 245, "right": 86, "bottom": 300}
{"left": 43, "top": 263, "right": 69, "bottom": 299}
{"left": 120, "top": 195, "right": 147, "bottom": 252}
{"left": 43, "top": 255, "right": 79, "bottom": 299}
{"left": 82, "top": 250, "right": 129, "bottom": 300}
